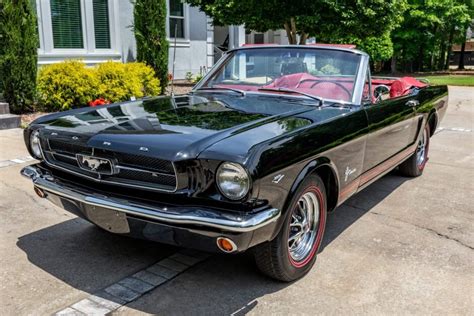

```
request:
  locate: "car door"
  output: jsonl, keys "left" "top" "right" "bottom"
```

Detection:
{"left": 362, "top": 78, "right": 420, "bottom": 175}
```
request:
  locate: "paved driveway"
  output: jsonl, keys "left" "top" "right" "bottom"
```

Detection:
{"left": 0, "top": 87, "right": 472, "bottom": 315}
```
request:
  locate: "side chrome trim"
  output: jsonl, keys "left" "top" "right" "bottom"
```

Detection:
{"left": 21, "top": 165, "right": 281, "bottom": 233}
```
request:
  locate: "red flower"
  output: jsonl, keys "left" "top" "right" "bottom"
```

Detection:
{"left": 89, "top": 98, "right": 111, "bottom": 107}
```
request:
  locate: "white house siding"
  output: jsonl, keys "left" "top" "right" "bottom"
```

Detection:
{"left": 118, "top": 1, "right": 136, "bottom": 63}
{"left": 168, "top": 5, "right": 211, "bottom": 79}
{"left": 34, "top": 1, "right": 248, "bottom": 79}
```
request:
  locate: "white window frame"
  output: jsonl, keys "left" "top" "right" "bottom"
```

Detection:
{"left": 36, "top": 0, "right": 121, "bottom": 64}
{"left": 167, "top": 0, "right": 190, "bottom": 47}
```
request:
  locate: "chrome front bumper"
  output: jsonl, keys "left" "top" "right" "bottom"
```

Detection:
{"left": 21, "top": 164, "right": 280, "bottom": 233}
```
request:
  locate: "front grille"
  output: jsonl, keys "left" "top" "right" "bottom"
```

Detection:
{"left": 117, "top": 152, "right": 175, "bottom": 174}
{"left": 42, "top": 138, "right": 177, "bottom": 192}
{"left": 49, "top": 139, "right": 91, "bottom": 155}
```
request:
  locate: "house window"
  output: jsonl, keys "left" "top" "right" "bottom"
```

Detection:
{"left": 36, "top": 0, "right": 118, "bottom": 61}
{"left": 169, "top": 0, "right": 185, "bottom": 38}
{"left": 93, "top": 0, "right": 111, "bottom": 49}
{"left": 50, "top": 0, "right": 84, "bottom": 49}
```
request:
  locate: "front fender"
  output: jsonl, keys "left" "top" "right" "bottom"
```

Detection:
{"left": 254, "top": 156, "right": 339, "bottom": 243}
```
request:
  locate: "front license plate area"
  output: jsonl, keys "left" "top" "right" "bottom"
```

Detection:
{"left": 84, "top": 205, "right": 130, "bottom": 234}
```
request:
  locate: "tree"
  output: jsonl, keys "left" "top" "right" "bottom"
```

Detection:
{"left": 391, "top": 0, "right": 470, "bottom": 73}
{"left": 458, "top": 0, "right": 474, "bottom": 69}
{"left": 442, "top": 1, "right": 471, "bottom": 69}
{"left": 133, "top": 0, "right": 169, "bottom": 94}
{"left": 0, "top": 0, "right": 38, "bottom": 113}
{"left": 186, "top": 0, "right": 405, "bottom": 47}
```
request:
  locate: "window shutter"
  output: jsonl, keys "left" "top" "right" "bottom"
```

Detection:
{"left": 50, "top": 0, "right": 84, "bottom": 49}
{"left": 93, "top": 0, "right": 111, "bottom": 49}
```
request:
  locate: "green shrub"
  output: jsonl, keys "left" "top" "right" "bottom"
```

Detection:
{"left": 96, "top": 62, "right": 161, "bottom": 102}
{"left": 0, "top": 0, "right": 38, "bottom": 113}
{"left": 126, "top": 63, "right": 161, "bottom": 96}
{"left": 96, "top": 61, "right": 141, "bottom": 102}
{"left": 319, "top": 64, "right": 341, "bottom": 75}
{"left": 37, "top": 60, "right": 161, "bottom": 111}
{"left": 37, "top": 61, "right": 98, "bottom": 111}
{"left": 185, "top": 71, "right": 193, "bottom": 82}
{"left": 193, "top": 73, "right": 204, "bottom": 84}
{"left": 134, "top": 0, "right": 169, "bottom": 93}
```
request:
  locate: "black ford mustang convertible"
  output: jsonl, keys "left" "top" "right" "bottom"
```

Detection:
{"left": 22, "top": 45, "right": 448, "bottom": 281}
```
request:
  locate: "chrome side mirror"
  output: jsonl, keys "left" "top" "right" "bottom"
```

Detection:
{"left": 374, "top": 85, "right": 390, "bottom": 102}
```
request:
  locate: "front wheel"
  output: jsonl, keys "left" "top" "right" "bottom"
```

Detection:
{"left": 399, "top": 124, "right": 430, "bottom": 177}
{"left": 253, "top": 175, "right": 327, "bottom": 282}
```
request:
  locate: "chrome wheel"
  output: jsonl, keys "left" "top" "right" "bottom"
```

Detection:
{"left": 416, "top": 127, "right": 429, "bottom": 167}
{"left": 288, "top": 191, "right": 320, "bottom": 262}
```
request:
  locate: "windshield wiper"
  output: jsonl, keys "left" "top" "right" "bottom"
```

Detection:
{"left": 257, "top": 87, "right": 324, "bottom": 106}
{"left": 194, "top": 86, "right": 246, "bottom": 96}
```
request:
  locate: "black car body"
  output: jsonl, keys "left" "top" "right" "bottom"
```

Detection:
{"left": 22, "top": 46, "right": 448, "bottom": 281}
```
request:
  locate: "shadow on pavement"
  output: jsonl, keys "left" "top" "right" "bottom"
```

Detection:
{"left": 16, "top": 172, "right": 409, "bottom": 314}
{"left": 16, "top": 219, "right": 176, "bottom": 293}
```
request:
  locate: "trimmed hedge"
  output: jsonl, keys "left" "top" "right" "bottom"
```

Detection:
{"left": 134, "top": 0, "right": 169, "bottom": 94}
{"left": 37, "top": 61, "right": 161, "bottom": 112}
{"left": 0, "top": 0, "right": 38, "bottom": 113}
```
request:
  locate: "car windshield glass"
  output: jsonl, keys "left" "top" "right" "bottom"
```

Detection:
{"left": 202, "top": 47, "right": 362, "bottom": 102}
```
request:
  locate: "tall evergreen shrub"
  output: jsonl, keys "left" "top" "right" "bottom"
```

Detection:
{"left": 0, "top": 0, "right": 39, "bottom": 112}
{"left": 134, "top": 0, "right": 169, "bottom": 94}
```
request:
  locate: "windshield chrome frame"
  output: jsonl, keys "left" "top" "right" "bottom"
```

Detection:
{"left": 193, "top": 45, "right": 370, "bottom": 106}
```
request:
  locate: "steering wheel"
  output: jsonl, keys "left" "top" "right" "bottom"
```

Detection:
{"left": 310, "top": 81, "right": 352, "bottom": 100}
{"left": 374, "top": 84, "right": 390, "bottom": 103}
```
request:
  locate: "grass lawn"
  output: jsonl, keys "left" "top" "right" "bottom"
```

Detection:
{"left": 422, "top": 75, "right": 474, "bottom": 86}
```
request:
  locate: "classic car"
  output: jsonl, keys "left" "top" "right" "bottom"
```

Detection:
{"left": 21, "top": 45, "right": 448, "bottom": 281}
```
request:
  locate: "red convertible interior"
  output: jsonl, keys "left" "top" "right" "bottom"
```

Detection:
{"left": 372, "top": 76, "right": 427, "bottom": 98}
{"left": 216, "top": 73, "right": 427, "bottom": 103}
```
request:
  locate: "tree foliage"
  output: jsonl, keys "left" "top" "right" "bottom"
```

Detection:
{"left": 0, "top": 0, "right": 38, "bottom": 113}
{"left": 188, "top": 0, "right": 473, "bottom": 71}
{"left": 186, "top": 0, "right": 405, "bottom": 47}
{"left": 391, "top": 0, "right": 471, "bottom": 72}
{"left": 133, "top": 0, "right": 169, "bottom": 93}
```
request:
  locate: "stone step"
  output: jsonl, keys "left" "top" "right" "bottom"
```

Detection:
{"left": 0, "top": 114, "right": 21, "bottom": 130}
{"left": 0, "top": 102, "right": 10, "bottom": 114}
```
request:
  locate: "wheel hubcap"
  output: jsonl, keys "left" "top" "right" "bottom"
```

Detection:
{"left": 416, "top": 128, "right": 428, "bottom": 167}
{"left": 288, "top": 191, "right": 320, "bottom": 262}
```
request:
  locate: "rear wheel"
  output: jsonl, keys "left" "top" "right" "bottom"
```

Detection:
{"left": 399, "top": 124, "right": 430, "bottom": 177}
{"left": 253, "top": 175, "right": 327, "bottom": 282}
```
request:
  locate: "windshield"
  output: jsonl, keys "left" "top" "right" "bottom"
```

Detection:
{"left": 202, "top": 48, "right": 362, "bottom": 102}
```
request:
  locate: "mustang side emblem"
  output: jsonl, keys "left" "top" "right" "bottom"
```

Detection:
{"left": 344, "top": 166, "right": 357, "bottom": 182}
{"left": 272, "top": 174, "right": 285, "bottom": 184}
{"left": 76, "top": 154, "right": 114, "bottom": 175}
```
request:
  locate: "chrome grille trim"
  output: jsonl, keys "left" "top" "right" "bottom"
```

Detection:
{"left": 40, "top": 139, "right": 178, "bottom": 193}
{"left": 115, "top": 165, "right": 177, "bottom": 177}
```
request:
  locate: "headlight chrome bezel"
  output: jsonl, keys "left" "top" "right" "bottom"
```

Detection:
{"left": 216, "top": 162, "right": 251, "bottom": 201}
{"left": 29, "top": 130, "right": 43, "bottom": 159}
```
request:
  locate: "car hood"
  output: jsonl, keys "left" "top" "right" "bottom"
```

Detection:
{"left": 33, "top": 93, "right": 345, "bottom": 162}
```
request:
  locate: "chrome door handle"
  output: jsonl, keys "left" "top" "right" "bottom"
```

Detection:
{"left": 406, "top": 100, "right": 419, "bottom": 107}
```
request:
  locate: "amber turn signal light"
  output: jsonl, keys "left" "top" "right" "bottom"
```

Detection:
{"left": 216, "top": 237, "right": 237, "bottom": 253}
{"left": 34, "top": 186, "right": 47, "bottom": 198}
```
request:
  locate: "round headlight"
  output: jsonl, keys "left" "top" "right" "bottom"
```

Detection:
{"left": 216, "top": 162, "right": 250, "bottom": 200}
{"left": 30, "top": 130, "right": 42, "bottom": 159}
